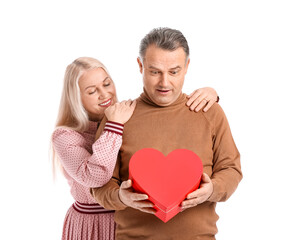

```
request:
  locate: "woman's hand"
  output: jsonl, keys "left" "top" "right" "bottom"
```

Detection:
{"left": 105, "top": 100, "right": 136, "bottom": 124}
{"left": 186, "top": 87, "right": 218, "bottom": 112}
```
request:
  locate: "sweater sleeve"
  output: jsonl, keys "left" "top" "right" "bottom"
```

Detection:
{"left": 90, "top": 117, "right": 127, "bottom": 210}
{"left": 52, "top": 121, "right": 124, "bottom": 188}
{"left": 205, "top": 104, "right": 242, "bottom": 202}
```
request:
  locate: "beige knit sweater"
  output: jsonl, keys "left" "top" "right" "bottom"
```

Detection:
{"left": 92, "top": 91, "right": 242, "bottom": 240}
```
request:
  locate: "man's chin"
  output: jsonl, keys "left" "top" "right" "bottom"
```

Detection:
{"left": 153, "top": 98, "right": 174, "bottom": 107}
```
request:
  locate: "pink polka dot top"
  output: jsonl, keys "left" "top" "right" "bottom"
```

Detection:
{"left": 52, "top": 121, "right": 123, "bottom": 204}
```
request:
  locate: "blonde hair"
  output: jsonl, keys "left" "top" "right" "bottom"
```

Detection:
{"left": 51, "top": 57, "right": 111, "bottom": 177}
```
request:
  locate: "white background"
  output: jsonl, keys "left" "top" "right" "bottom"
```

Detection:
{"left": 1, "top": 0, "right": 280, "bottom": 239}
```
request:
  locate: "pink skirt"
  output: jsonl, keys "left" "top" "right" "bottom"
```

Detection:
{"left": 62, "top": 204, "right": 115, "bottom": 240}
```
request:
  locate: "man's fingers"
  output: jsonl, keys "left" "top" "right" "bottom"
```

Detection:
{"left": 182, "top": 203, "right": 197, "bottom": 209}
{"left": 181, "top": 199, "right": 199, "bottom": 209}
{"left": 133, "top": 199, "right": 154, "bottom": 208}
{"left": 138, "top": 207, "right": 156, "bottom": 215}
{"left": 187, "top": 173, "right": 210, "bottom": 199}
{"left": 120, "top": 179, "right": 132, "bottom": 189}
{"left": 181, "top": 173, "right": 213, "bottom": 212}
{"left": 130, "top": 193, "right": 149, "bottom": 201}
{"left": 201, "top": 172, "right": 211, "bottom": 182}
{"left": 181, "top": 194, "right": 206, "bottom": 208}
{"left": 186, "top": 188, "right": 203, "bottom": 200}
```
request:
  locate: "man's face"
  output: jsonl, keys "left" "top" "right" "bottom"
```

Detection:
{"left": 137, "top": 45, "right": 190, "bottom": 106}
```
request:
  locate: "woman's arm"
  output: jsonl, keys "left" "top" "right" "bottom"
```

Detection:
{"left": 52, "top": 122, "right": 123, "bottom": 188}
{"left": 52, "top": 99, "right": 136, "bottom": 188}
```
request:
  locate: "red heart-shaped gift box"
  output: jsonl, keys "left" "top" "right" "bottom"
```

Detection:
{"left": 129, "top": 148, "right": 203, "bottom": 223}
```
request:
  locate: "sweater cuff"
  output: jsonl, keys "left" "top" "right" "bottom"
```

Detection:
{"left": 113, "top": 188, "right": 128, "bottom": 210}
{"left": 104, "top": 121, "right": 124, "bottom": 136}
{"left": 208, "top": 179, "right": 225, "bottom": 202}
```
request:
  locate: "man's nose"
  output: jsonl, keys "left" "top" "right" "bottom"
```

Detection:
{"left": 159, "top": 73, "right": 169, "bottom": 88}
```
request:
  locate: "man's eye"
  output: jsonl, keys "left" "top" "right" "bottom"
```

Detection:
{"left": 104, "top": 83, "right": 110, "bottom": 87}
{"left": 151, "top": 71, "right": 158, "bottom": 74}
{"left": 171, "top": 71, "right": 178, "bottom": 75}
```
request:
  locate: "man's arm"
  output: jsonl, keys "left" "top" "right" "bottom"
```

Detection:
{"left": 92, "top": 152, "right": 155, "bottom": 213}
{"left": 207, "top": 103, "right": 242, "bottom": 202}
{"left": 181, "top": 103, "right": 242, "bottom": 209}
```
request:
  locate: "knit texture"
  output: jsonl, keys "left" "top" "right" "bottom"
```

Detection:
{"left": 52, "top": 121, "right": 123, "bottom": 239}
{"left": 93, "top": 92, "right": 242, "bottom": 240}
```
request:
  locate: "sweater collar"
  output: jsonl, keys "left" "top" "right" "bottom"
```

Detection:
{"left": 140, "top": 88, "right": 187, "bottom": 108}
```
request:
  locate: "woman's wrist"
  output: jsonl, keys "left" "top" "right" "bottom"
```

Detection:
{"left": 104, "top": 121, "right": 124, "bottom": 135}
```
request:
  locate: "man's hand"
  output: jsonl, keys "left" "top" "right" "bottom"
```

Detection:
{"left": 181, "top": 173, "right": 213, "bottom": 210}
{"left": 186, "top": 87, "right": 218, "bottom": 112}
{"left": 119, "top": 180, "right": 156, "bottom": 214}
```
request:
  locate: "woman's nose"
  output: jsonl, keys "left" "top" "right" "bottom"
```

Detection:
{"left": 98, "top": 88, "right": 108, "bottom": 100}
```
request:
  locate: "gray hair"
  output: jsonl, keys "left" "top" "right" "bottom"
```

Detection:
{"left": 139, "top": 27, "right": 189, "bottom": 61}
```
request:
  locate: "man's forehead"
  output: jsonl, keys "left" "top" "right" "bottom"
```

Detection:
{"left": 145, "top": 45, "right": 186, "bottom": 55}
{"left": 143, "top": 45, "right": 187, "bottom": 68}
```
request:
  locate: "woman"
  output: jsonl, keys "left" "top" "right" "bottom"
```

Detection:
{"left": 51, "top": 57, "right": 219, "bottom": 240}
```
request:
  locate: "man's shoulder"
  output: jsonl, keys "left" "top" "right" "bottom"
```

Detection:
{"left": 200, "top": 102, "right": 227, "bottom": 127}
{"left": 95, "top": 116, "right": 107, "bottom": 140}
{"left": 204, "top": 102, "right": 224, "bottom": 114}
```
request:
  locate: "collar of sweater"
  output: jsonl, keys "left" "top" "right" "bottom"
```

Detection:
{"left": 140, "top": 88, "right": 187, "bottom": 108}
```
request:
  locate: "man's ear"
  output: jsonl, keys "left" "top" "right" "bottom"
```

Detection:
{"left": 137, "top": 57, "right": 143, "bottom": 73}
{"left": 184, "top": 58, "right": 191, "bottom": 74}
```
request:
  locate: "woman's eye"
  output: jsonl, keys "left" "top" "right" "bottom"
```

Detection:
{"left": 104, "top": 83, "right": 110, "bottom": 87}
{"left": 89, "top": 90, "right": 96, "bottom": 95}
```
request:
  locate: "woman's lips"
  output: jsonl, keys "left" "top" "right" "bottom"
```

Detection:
{"left": 99, "top": 99, "right": 112, "bottom": 107}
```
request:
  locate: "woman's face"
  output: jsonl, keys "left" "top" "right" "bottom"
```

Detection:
{"left": 78, "top": 67, "right": 117, "bottom": 121}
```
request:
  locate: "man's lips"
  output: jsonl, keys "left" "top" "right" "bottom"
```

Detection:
{"left": 157, "top": 89, "right": 171, "bottom": 94}
{"left": 99, "top": 99, "right": 112, "bottom": 107}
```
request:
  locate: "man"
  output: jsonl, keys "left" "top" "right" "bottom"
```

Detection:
{"left": 92, "top": 27, "right": 242, "bottom": 239}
